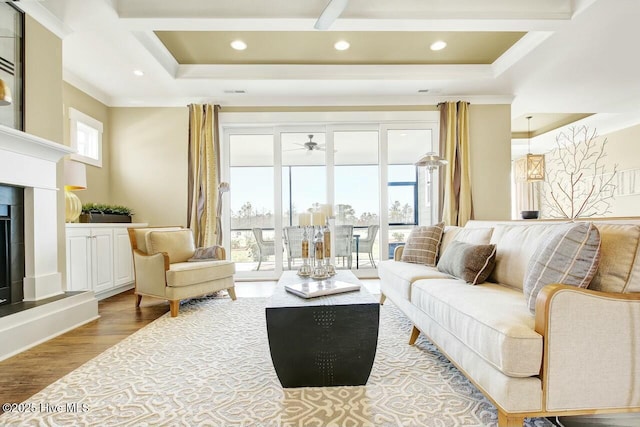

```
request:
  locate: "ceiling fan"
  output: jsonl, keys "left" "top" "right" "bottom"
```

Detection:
{"left": 285, "top": 134, "right": 327, "bottom": 153}
{"left": 314, "top": 0, "right": 349, "bottom": 30}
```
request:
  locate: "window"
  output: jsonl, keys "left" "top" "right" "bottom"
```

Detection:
{"left": 69, "top": 108, "right": 103, "bottom": 167}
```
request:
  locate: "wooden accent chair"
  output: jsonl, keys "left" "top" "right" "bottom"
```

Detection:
{"left": 128, "top": 226, "right": 236, "bottom": 317}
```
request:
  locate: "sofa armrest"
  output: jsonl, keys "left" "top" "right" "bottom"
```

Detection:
{"left": 133, "top": 249, "right": 169, "bottom": 297}
{"left": 394, "top": 245, "right": 404, "bottom": 261}
{"left": 535, "top": 284, "right": 640, "bottom": 412}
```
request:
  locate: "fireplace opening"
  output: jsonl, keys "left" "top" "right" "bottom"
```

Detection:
{"left": 0, "top": 185, "right": 24, "bottom": 306}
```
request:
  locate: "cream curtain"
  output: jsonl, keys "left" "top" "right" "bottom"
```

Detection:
{"left": 440, "top": 101, "right": 473, "bottom": 226}
{"left": 187, "top": 104, "right": 221, "bottom": 248}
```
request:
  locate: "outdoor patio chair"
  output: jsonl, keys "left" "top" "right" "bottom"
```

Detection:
{"left": 334, "top": 225, "right": 354, "bottom": 269}
{"left": 355, "top": 224, "right": 379, "bottom": 268}
{"left": 252, "top": 228, "right": 275, "bottom": 270}
{"left": 283, "top": 226, "right": 305, "bottom": 270}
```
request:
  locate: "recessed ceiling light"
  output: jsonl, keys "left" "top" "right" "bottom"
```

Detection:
{"left": 334, "top": 40, "right": 350, "bottom": 51}
{"left": 230, "top": 40, "right": 247, "bottom": 51}
{"left": 430, "top": 41, "right": 447, "bottom": 51}
{"left": 133, "top": 69, "right": 144, "bottom": 77}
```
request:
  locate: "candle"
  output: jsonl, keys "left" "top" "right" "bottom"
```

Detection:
{"left": 321, "top": 204, "right": 333, "bottom": 218}
{"left": 312, "top": 212, "right": 325, "bottom": 226}
{"left": 298, "top": 212, "right": 311, "bottom": 226}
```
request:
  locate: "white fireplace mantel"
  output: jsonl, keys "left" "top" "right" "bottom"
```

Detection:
{"left": 0, "top": 125, "right": 73, "bottom": 300}
{"left": 0, "top": 125, "right": 99, "bottom": 362}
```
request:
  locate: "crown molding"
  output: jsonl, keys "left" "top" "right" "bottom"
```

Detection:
{"left": 492, "top": 31, "right": 555, "bottom": 77}
{"left": 16, "top": 1, "right": 73, "bottom": 39}
{"left": 130, "top": 31, "right": 179, "bottom": 77}
{"left": 63, "top": 69, "right": 113, "bottom": 106}
{"left": 177, "top": 64, "right": 492, "bottom": 80}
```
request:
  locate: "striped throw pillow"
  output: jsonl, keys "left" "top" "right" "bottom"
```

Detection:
{"left": 523, "top": 222, "right": 601, "bottom": 314}
{"left": 401, "top": 222, "right": 445, "bottom": 266}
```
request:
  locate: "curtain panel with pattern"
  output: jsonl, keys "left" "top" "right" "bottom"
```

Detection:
{"left": 439, "top": 101, "right": 473, "bottom": 226}
{"left": 187, "top": 104, "right": 221, "bottom": 247}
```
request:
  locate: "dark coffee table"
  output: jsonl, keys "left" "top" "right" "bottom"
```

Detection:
{"left": 266, "top": 270, "right": 380, "bottom": 388}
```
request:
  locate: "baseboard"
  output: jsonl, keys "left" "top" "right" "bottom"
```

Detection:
{"left": 0, "top": 291, "right": 99, "bottom": 362}
{"left": 96, "top": 283, "right": 134, "bottom": 300}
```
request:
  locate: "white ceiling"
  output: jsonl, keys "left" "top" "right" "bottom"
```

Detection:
{"left": 17, "top": 0, "right": 640, "bottom": 157}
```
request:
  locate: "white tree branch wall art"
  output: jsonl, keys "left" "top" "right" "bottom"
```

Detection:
{"left": 542, "top": 125, "right": 618, "bottom": 219}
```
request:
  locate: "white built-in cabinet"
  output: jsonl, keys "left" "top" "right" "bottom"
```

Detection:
{"left": 65, "top": 223, "right": 147, "bottom": 299}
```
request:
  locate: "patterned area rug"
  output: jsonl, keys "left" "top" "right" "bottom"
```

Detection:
{"left": 0, "top": 298, "right": 553, "bottom": 427}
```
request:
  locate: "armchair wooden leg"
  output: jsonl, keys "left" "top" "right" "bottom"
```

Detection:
{"left": 228, "top": 287, "right": 237, "bottom": 301}
{"left": 497, "top": 410, "right": 524, "bottom": 427}
{"left": 135, "top": 294, "right": 142, "bottom": 307}
{"left": 379, "top": 293, "right": 386, "bottom": 305}
{"left": 169, "top": 300, "right": 180, "bottom": 317}
{"left": 409, "top": 325, "right": 420, "bottom": 345}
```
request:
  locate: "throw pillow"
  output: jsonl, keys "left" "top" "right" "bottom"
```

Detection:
{"left": 145, "top": 229, "right": 196, "bottom": 263}
{"left": 437, "top": 240, "right": 497, "bottom": 285}
{"left": 188, "top": 245, "right": 224, "bottom": 262}
{"left": 523, "top": 222, "right": 601, "bottom": 314}
{"left": 400, "top": 222, "right": 445, "bottom": 266}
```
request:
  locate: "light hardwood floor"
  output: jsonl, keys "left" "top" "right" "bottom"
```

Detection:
{"left": 0, "top": 279, "right": 380, "bottom": 412}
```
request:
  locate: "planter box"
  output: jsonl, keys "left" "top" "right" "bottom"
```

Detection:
{"left": 79, "top": 213, "right": 132, "bottom": 223}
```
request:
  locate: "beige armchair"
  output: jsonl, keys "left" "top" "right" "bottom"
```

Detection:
{"left": 128, "top": 226, "right": 236, "bottom": 317}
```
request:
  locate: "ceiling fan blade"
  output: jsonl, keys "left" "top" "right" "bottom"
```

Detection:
{"left": 314, "top": 0, "right": 348, "bottom": 30}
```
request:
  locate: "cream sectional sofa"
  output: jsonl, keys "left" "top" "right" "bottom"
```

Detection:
{"left": 378, "top": 219, "right": 640, "bottom": 427}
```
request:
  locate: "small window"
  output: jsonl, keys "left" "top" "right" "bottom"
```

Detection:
{"left": 69, "top": 108, "right": 103, "bottom": 167}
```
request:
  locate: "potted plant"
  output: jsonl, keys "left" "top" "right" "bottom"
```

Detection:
{"left": 80, "top": 203, "right": 134, "bottom": 223}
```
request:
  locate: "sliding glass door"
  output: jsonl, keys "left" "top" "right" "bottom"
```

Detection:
{"left": 223, "top": 117, "right": 439, "bottom": 280}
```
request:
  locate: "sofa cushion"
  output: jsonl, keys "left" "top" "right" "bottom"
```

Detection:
{"left": 401, "top": 222, "right": 445, "bottom": 266}
{"left": 440, "top": 226, "right": 494, "bottom": 257}
{"left": 437, "top": 241, "right": 497, "bottom": 285}
{"left": 167, "top": 260, "right": 235, "bottom": 287}
{"left": 378, "top": 260, "right": 451, "bottom": 301}
{"left": 589, "top": 223, "right": 640, "bottom": 293}
{"left": 411, "top": 279, "right": 543, "bottom": 377}
{"left": 489, "top": 223, "right": 564, "bottom": 290}
{"left": 524, "top": 222, "right": 601, "bottom": 313}
{"left": 146, "top": 229, "right": 196, "bottom": 263}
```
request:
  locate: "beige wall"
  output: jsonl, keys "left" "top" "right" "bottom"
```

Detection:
{"left": 109, "top": 107, "right": 189, "bottom": 226}
{"left": 468, "top": 104, "right": 512, "bottom": 220}
{"left": 23, "top": 16, "right": 67, "bottom": 287}
{"left": 24, "top": 15, "right": 62, "bottom": 143}
{"left": 63, "top": 82, "right": 111, "bottom": 204}
{"left": 595, "top": 123, "right": 640, "bottom": 217}
{"left": 108, "top": 104, "right": 511, "bottom": 227}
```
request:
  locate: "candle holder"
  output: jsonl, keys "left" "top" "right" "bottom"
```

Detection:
{"left": 312, "top": 226, "right": 328, "bottom": 278}
{"left": 322, "top": 218, "right": 335, "bottom": 276}
{"left": 297, "top": 226, "right": 312, "bottom": 276}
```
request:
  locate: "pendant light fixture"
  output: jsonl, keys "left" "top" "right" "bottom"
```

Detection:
{"left": 525, "top": 116, "right": 545, "bottom": 182}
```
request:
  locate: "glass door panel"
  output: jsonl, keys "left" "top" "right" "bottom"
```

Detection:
{"left": 281, "top": 132, "right": 326, "bottom": 270}
{"left": 387, "top": 129, "right": 435, "bottom": 250}
{"left": 229, "top": 134, "right": 275, "bottom": 272}
{"left": 334, "top": 131, "right": 379, "bottom": 270}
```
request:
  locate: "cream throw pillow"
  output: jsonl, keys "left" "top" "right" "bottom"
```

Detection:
{"left": 523, "top": 222, "right": 601, "bottom": 314}
{"left": 145, "top": 229, "right": 196, "bottom": 263}
{"left": 401, "top": 222, "right": 445, "bottom": 266}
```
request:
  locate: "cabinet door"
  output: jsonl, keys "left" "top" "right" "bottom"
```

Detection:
{"left": 91, "top": 228, "right": 114, "bottom": 293}
{"left": 66, "top": 228, "right": 91, "bottom": 291}
{"left": 113, "top": 228, "right": 134, "bottom": 286}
